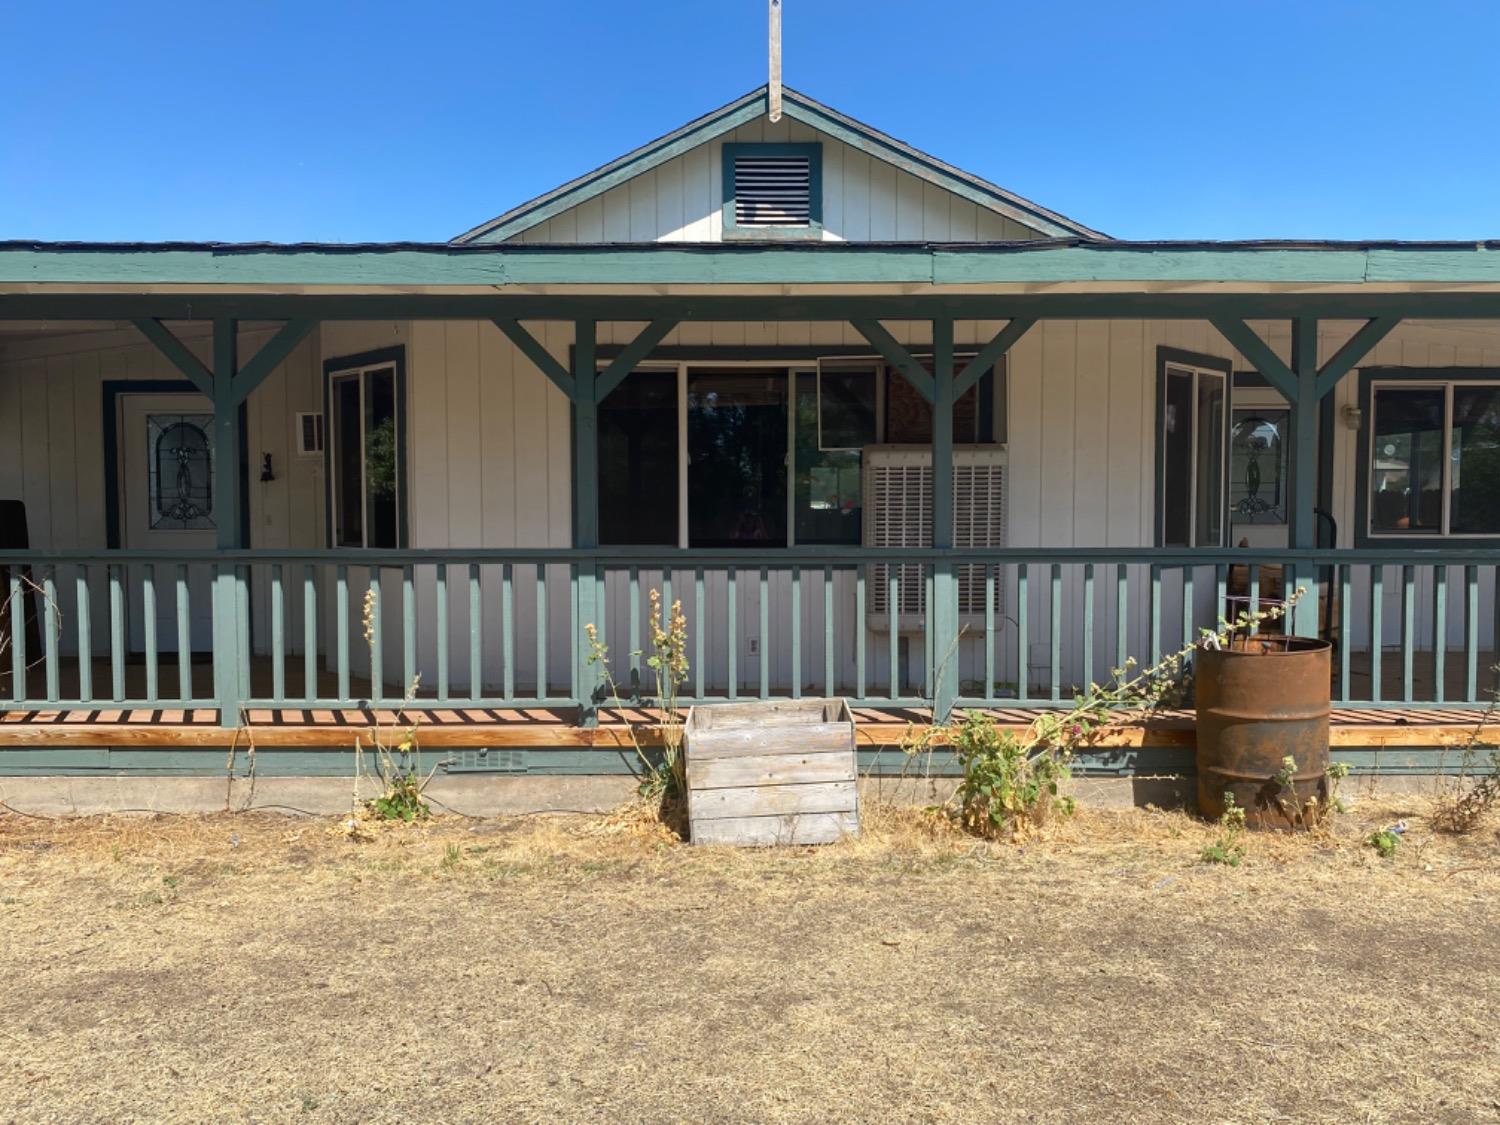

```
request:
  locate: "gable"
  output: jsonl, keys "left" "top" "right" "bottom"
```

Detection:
{"left": 452, "top": 87, "right": 1104, "bottom": 245}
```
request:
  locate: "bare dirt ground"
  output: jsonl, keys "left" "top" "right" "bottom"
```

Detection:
{"left": 1, "top": 791, "right": 1498, "bottom": 1124}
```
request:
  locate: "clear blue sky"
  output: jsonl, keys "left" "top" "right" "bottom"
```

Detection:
{"left": 3, "top": 0, "right": 1497, "bottom": 243}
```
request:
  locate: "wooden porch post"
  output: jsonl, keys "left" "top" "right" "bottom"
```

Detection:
{"left": 211, "top": 317, "right": 246, "bottom": 725}
{"left": 930, "top": 318, "right": 959, "bottom": 719}
{"left": 1288, "top": 317, "right": 1321, "bottom": 636}
{"left": 573, "top": 320, "right": 600, "bottom": 726}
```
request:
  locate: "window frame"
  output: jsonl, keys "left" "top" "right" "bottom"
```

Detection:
{"left": 720, "top": 142, "right": 824, "bottom": 241}
{"left": 1356, "top": 367, "right": 1500, "bottom": 545}
{"left": 1154, "top": 346, "right": 1232, "bottom": 548}
{"left": 585, "top": 346, "right": 1005, "bottom": 548}
{"left": 322, "top": 346, "right": 408, "bottom": 549}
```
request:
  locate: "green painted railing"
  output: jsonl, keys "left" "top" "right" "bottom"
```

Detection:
{"left": 0, "top": 547, "right": 1494, "bottom": 723}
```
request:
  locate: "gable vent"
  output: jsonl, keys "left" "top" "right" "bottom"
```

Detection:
{"left": 734, "top": 154, "right": 812, "bottom": 227}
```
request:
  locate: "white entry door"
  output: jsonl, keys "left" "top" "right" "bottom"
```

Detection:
{"left": 119, "top": 393, "right": 218, "bottom": 653}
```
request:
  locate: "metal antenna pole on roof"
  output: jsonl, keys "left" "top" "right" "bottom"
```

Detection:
{"left": 768, "top": 0, "right": 783, "bottom": 122}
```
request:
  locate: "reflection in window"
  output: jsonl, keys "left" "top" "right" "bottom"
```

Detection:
{"left": 330, "top": 362, "right": 401, "bottom": 548}
{"left": 1370, "top": 387, "right": 1445, "bottom": 534}
{"left": 148, "top": 414, "right": 215, "bottom": 530}
{"left": 1451, "top": 385, "right": 1500, "bottom": 534}
{"left": 796, "top": 372, "right": 862, "bottom": 545}
{"left": 1159, "top": 362, "right": 1227, "bottom": 548}
{"left": 599, "top": 370, "right": 678, "bottom": 545}
{"left": 687, "top": 370, "right": 787, "bottom": 549}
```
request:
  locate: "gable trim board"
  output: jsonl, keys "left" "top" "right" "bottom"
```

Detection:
{"left": 449, "top": 86, "right": 1105, "bottom": 245}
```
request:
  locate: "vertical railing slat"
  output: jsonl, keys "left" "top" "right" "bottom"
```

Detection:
{"left": 1248, "top": 564, "right": 1261, "bottom": 636}
{"left": 1181, "top": 566, "right": 1194, "bottom": 652}
{"left": 76, "top": 566, "right": 92, "bottom": 702}
{"left": 178, "top": 565, "right": 193, "bottom": 701}
{"left": 1433, "top": 565, "right": 1447, "bottom": 705}
{"left": 43, "top": 570, "right": 59, "bottom": 703}
{"left": 109, "top": 564, "right": 124, "bottom": 703}
{"left": 1338, "top": 564, "right": 1352, "bottom": 705}
{"left": 984, "top": 563, "right": 995, "bottom": 702}
{"left": 790, "top": 565, "right": 802, "bottom": 700}
{"left": 759, "top": 567, "right": 770, "bottom": 699}
{"left": 1115, "top": 563, "right": 1127, "bottom": 678}
{"left": 472, "top": 563, "right": 486, "bottom": 702}
{"left": 302, "top": 564, "right": 316, "bottom": 703}
{"left": 367, "top": 570, "right": 382, "bottom": 706}
{"left": 628, "top": 566, "right": 640, "bottom": 700}
{"left": 823, "top": 566, "right": 834, "bottom": 697}
{"left": 1049, "top": 563, "right": 1062, "bottom": 702}
{"left": 1082, "top": 563, "right": 1095, "bottom": 695}
{"left": 1369, "top": 565, "right": 1383, "bottom": 704}
{"left": 236, "top": 566, "right": 251, "bottom": 703}
{"left": 727, "top": 566, "right": 738, "bottom": 700}
{"left": 1464, "top": 565, "right": 1479, "bottom": 704}
{"left": 694, "top": 567, "right": 705, "bottom": 700}
{"left": 270, "top": 563, "right": 284, "bottom": 703}
{"left": 855, "top": 567, "right": 866, "bottom": 703}
{"left": 888, "top": 571, "right": 899, "bottom": 701}
{"left": 435, "top": 563, "right": 449, "bottom": 701}
{"left": 336, "top": 564, "right": 350, "bottom": 703}
{"left": 402, "top": 564, "right": 417, "bottom": 695}
{"left": 1401, "top": 564, "right": 1415, "bottom": 704}
{"left": 535, "top": 564, "right": 548, "bottom": 701}
{"left": 1149, "top": 564, "right": 1162, "bottom": 666}
{"left": 501, "top": 562, "right": 514, "bottom": 701}
{"left": 9, "top": 573, "right": 24, "bottom": 703}
{"left": 1016, "top": 564, "right": 1029, "bottom": 703}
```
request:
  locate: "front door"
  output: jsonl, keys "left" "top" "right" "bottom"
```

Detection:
{"left": 118, "top": 393, "right": 217, "bottom": 653}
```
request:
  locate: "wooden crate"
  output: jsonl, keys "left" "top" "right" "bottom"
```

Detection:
{"left": 683, "top": 698, "right": 858, "bottom": 847}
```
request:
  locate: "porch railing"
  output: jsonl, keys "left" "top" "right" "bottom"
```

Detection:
{"left": 0, "top": 548, "right": 1495, "bottom": 723}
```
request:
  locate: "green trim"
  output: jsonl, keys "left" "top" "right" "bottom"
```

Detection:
{"left": 129, "top": 319, "right": 212, "bottom": 394}
{"left": 1208, "top": 318, "right": 1298, "bottom": 400}
{"left": 720, "top": 142, "right": 824, "bottom": 240}
{"left": 850, "top": 319, "right": 934, "bottom": 401}
{"left": 1353, "top": 366, "right": 1500, "bottom": 549}
{"left": 492, "top": 319, "right": 573, "bottom": 398}
{"left": 101, "top": 380, "right": 248, "bottom": 551}
{"left": 321, "top": 346, "right": 410, "bottom": 549}
{"left": 13, "top": 241, "right": 1500, "bottom": 294}
{"left": 1153, "top": 346, "right": 1233, "bottom": 548}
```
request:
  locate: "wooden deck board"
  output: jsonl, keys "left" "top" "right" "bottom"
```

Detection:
{"left": 0, "top": 703, "right": 1489, "bottom": 749}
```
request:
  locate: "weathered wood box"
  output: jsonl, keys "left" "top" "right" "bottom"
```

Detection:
{"left": 683, "top": 698, "right": 859, "bottom": 847}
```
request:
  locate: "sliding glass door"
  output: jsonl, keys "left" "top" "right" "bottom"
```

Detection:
{"left": 686, "top": 369, "right": 788, "bottom": 548}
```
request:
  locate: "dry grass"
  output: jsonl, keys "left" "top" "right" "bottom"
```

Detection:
{"left": 2, "top": 794, "right": 1499, "bottom": 1123}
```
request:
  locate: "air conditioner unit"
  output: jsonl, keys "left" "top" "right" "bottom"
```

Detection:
{"left": 862, "top": 445, "right": 1006, "bottom": 632}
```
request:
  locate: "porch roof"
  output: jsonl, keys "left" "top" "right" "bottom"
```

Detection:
{"left": 7, "top": 239, "right": 1500, "bottom": 320}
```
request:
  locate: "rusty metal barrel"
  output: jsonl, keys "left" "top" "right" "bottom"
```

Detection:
{"left": 1195, "top": 635, "right": 1333, "bottom": 829}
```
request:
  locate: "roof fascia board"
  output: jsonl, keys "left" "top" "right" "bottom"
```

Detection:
{"left": 779, "top": 90, "right": 1106, "bottom": 241}
{"left": 6, "top": 242, "right": 1500, "bottom": 288}
{"left": 452, "top": 89, "right": 769, "bottom": 245}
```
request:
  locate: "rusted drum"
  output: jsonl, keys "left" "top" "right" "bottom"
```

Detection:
{"left": 1195, "top": 635, "right": 1333, "bottom": 830}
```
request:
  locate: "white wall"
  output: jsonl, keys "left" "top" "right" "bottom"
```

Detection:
{"left": 508, "top": 116, "right": 1042, "bottom": 244}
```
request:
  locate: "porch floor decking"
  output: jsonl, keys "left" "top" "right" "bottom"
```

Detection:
{"left": 0, "top": 701, "right": 1490, "bottom": 750}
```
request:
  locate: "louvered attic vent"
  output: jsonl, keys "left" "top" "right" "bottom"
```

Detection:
{"left": 734, "top": 154, "right": 811, "bottom": 227}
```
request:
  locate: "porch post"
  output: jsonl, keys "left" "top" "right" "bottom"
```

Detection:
{"left": 1288, "top": 317, "right": 1321, "bottom": 637}
{"left": 930, "top": 317, "right": 959, "bottom": 719}
{"left": 211, "top": 318, "right": 246, "bottom": 725}
{"left": 572, "top": 319, "right": 600, "bottom": 726}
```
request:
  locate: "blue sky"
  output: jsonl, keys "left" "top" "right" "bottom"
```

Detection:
{"left": 3, "top": 0, "right": 1498, "bottom": 243}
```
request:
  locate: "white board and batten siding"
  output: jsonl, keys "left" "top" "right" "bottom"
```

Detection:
{"left": 508, "top": 116, "right": 1043, "bottom": 244}
{"left": 0, "top": 323, "right": 323, "bottom": 660}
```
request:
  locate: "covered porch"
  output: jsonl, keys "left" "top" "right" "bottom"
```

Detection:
{"left": 0, "top": 240, "right": 1497, "bottom": 776}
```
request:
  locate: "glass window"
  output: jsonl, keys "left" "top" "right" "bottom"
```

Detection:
{"left": 148, "top": 414, "right": 215, "bottom": 530}
{"left": 796, "top": 372, "right": 862, "bottom": 545}
{"left": 1451, "top": 386, "right": 1500, "bottom": 534}
{"left": 687, "top": 370, "right": 787, "bottom": 549}
{"left": 598, "top": 370, "right": 678, "bottom": 545}
{"left": 1229, "top": 409, "right": 1288, "bottom": 526}
{"left": 1371, "top": 381, "right": 1500, "bottom": 537}
{"left": 329, "top": 361, "right": 402, "bottom": 549}
{"left": 1159, "top": 362, "right": 1228, "bottom": 547}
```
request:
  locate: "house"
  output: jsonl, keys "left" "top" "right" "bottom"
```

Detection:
{"left": 0, "top": 85, "right": 1495, "bottom": 802}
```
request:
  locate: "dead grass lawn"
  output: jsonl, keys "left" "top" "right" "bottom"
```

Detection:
{"left": 1, "top": 792, "right": 1498, "bottom": 1123}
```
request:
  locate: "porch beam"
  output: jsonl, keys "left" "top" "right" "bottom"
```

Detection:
{"left": 210, "top": 318, "right": 245, "bottom": 727}
{"left": 595, "top": 318, "right": 678, "bottom": 400}
{"left": 850, "top": 319, "right": 934, "bottom": 402}
{"left": 130, "top": 318, "right": 213, "bottom": 396}
{"left": 492, "top": 318, "right": 574, "bottom": 399}
{"left": 231, "top": 318, "right": 316, "bottom": 404}
{"left": 572, "top": 320, "right": 599, "bottom": 727}
{"left": 1315, "top": 315, "right": 1401, "bottom": 400}
{"left": 1208, "top": 317, "right": 1298, "bottom": 400}
{"left": 1288, "top": 317, "right": 1322, "bottom": 636}
{"left": 953, "top": 316, "right": 1035, "bottom": 398}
